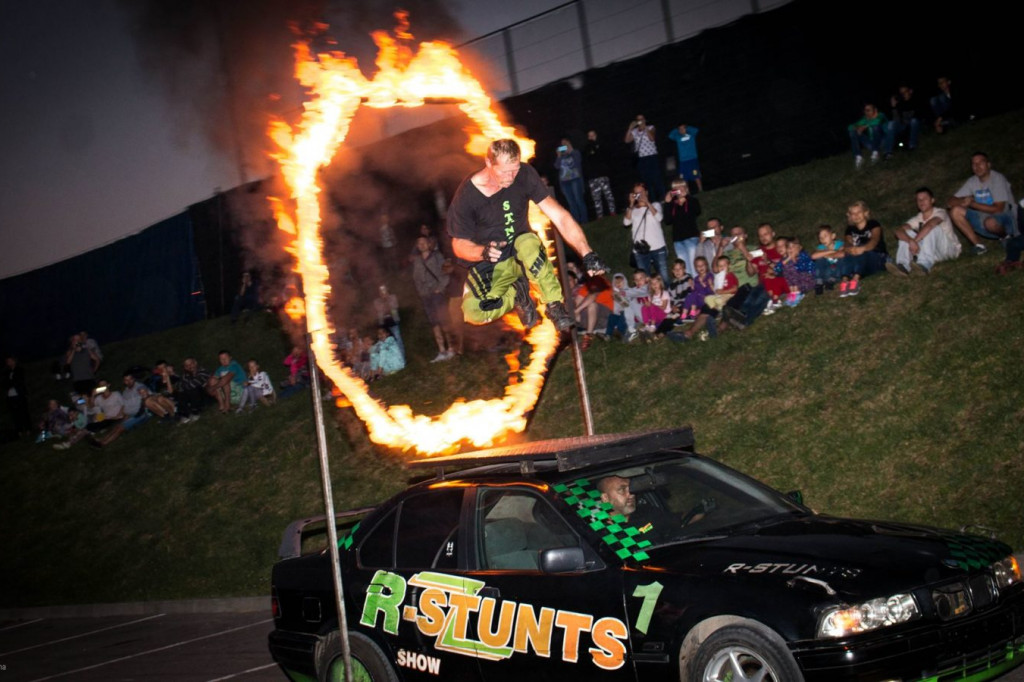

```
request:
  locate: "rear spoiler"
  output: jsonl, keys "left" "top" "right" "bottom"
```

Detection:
{"left": 277, "top": 506, "right": 376, "bottom": 559}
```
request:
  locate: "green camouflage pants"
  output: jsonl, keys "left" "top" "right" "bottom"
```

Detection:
{"left": 462, "top": 232, "right": 564, "bottom": 325}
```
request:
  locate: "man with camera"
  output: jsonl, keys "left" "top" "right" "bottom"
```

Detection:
{"left": 447, "top": 138, "right": 607, "bottom": 332}
{"left": 623, "top": 182, "right": 668, "bottom": 284}
{"left": 624, "top": 114, "right": 665, "bottom": 199}
{"left": 65, "top": 332, "right": 101, "bottom": 397}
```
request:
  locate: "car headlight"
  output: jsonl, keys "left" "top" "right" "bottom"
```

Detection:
{"left": 992, "top": 555, "right": 1021, "bottom": 590}
{"left": 818, "top": 593, "right": 920, "bottom": 638}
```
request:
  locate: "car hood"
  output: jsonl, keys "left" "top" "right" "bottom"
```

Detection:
{"left": 642, "top": 514, "right": 1011, "bottom": 598}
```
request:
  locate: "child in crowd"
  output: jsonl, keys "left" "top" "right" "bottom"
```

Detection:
{"left": 606, "top": 273, "right": 632, "bottom": 341}
{"left": 369, "top": 326, "right": 405, "bottom": 380}
{"left": 641, "top": 274, "right": 676, "bottom": 337}
{"left": 681, "top": 256, "right": 714, "bottom": 320}
{"left": 779, "top": 237, "right": 816, "bottom": 306}
{"left": 36, "top": 399, "right": 71, "bottom": 442}
{"left": 705, "top": 255, "right": 739, "bottom": 310}
{"left": 667, "top": 259, "right": 693, "bottom": 321}
{"left": 52, "top": 406, "right": 89, "bottom": 450}
{"left": 237, "top": 359, "right": 275, "bottom": 413}
{"left": 810, "top": 225, "right": 846, "bottom": 295}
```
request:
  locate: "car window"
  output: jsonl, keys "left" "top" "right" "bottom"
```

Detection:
{"left": 395, "top": 489, "right": 463, "bottom": 569}
{"left": 358, "top": 507, "right": 396, "bottom": 568}
{"left": 477, "top": 488, "right": 577, "bottom": 570}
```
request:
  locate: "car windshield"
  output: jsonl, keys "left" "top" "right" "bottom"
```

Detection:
{"left": 555, "top": 456, "right": 806, "bottom": 553}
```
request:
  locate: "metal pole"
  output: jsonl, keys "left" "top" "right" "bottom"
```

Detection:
{"left": 552, "top": 231, "right": 595, "bottom": 435}
{"left": 306, "top": 331, "right": 353, "bottom": 680}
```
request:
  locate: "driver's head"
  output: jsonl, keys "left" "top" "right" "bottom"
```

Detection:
{"left": 597, "top": 475, "right": 636, "bottom": 518}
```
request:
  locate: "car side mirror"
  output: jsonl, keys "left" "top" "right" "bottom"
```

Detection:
{"left": 786, "top": 490, "right": 804, "bottom": 506}
{"left": 540, "top": 547, "right": 586, "bottom": 573}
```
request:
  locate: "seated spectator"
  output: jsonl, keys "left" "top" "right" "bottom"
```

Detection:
{"left": 52, "top": 406, "right": 89, "bottom": 450}
{"left": 623, "top": 270, "right": 652, "bottom": 342}
{"left": 930, "top": 76, "right": 956, "bottom": 134}
{"left": 37, "top": 398, "right": 71, "bottom": 442}
{"left": 207, "top": 350, "right": 246, "bottom": 414}
{"left": 373, "top": 283, "right": 403, "bottom": 359}
{"left": 810, "top": 225, "right": 847, "bottom": 295}
{"left": 696, "top": 217, "right": 725, "bottom": 270}
{"left": 175, "top": 357, "right": 210, "bottom": 423}
{"left": 779, "top": 237, "right": 816, "bottom": 305}
{"left": 841, "top": 200, "right": 888, "bottom": 296}
{"left": 704, "top": 256, "right": 739, "bottom": 311}
{"left": 640, "top": 273, "right": 674, "bottom": 338}
{"left": 90, "top": 371, "right": 152, "bottom": 447}
{"left": 667, "top": 259, "right": 694, "bottom": 320}
{"left": 886, "top": 84, "right": 924, "bottom": 156}
{"left": 566, "top": 262, "right": 613, "bottom": 346}
{"left": 279, "top": 345, "right": 310, "bottom": 399}
{"left": 237, "top": 359, "right": 276, "bottom": 412}
{"left": 887, "top": 187, "right": 961, "bottom": 276}
{"left": 606, "top": 273, "right": 633, "bottom": 342}
{"left": 745, "top": 223, "right": 789, "bottom": 313}
{"left": 369, "top": 326, "right": 405, "bottom": 380}
{"left": 996, "top": 234, "right": 1024, "bottom": 274}
{"left": 681, "top": 256, "right": 714, "bottom": 320}
{"left": 847, "top": 103, "right": 888, "bottom": 168}
{"left": 85, "top": 380, "right": 125, "bottom": 434}
{"left": 947, "top": 152, "right": 1018, "bottom": 255}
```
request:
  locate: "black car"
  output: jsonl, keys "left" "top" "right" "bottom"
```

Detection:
{"left": 268, "top": 428, "right": 1024, "bottom": 681}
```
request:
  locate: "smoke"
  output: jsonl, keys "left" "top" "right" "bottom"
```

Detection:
{"left": 117, "top": 0, "right": 511, "bottom": 339}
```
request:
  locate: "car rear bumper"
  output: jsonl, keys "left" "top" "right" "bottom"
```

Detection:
{"left": 268, "top": 629, "right": 319, "bottom": 679}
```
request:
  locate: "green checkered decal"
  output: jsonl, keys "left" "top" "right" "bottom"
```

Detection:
{"left": 338, "top": 521, "right": 361, "bottom": 551}
{"left": 553, "top": 479, "right": 652, "bottom": 563}
{"left": 940, "top": 531, "right": 1010, "bottom": 571}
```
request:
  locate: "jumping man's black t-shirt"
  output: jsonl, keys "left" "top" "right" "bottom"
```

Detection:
{"left": 447, "top": 162, "right": 549, "bottom": 266}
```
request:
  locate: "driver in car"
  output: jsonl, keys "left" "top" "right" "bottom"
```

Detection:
{"left": 598, "top": 474, "right": 711, "bottom": 540}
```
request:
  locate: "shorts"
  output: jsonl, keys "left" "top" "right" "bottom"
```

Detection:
{"left": 229, "top": 382, "right": 243, "bottom": 406}
{"left": 420, "top": 292, "right": 449, "bottom": 328}
{"left": 966, "top": 209, "right": 1015, "bottom": 239}
{"left": 677, "top": 158, "right": 702, "bottom": 180}
{"left": 123, "top": 411, "right": 150, "bottom": 431}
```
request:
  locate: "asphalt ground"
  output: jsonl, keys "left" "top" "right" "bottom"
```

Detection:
{"left": 1, "top": 597, "right": 1022, "bottom": 681}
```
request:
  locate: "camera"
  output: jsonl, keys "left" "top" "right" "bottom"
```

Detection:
{"left": 633, "top": 239, "right": 652, "bottom": 255}
{"left": 701, "top": 229, "right": 715, "bottom": 238}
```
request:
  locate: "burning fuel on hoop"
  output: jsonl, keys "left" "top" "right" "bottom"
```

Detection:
{"left": 267, "top": 13, "right": 562, "bottom": 456}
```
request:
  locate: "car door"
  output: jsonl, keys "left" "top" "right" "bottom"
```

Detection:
{"left": 466, "top": 485, "right": 638, "bottom": 682}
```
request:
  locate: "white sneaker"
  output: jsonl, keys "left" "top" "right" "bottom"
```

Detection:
{"left": 870, "top": 150, "right": 880, "bottom": 164}
{"left": 854, "top": 155, "right": 864, "bottom": 169}
{"left": 442, "top": 349, "right": 456, "bottom": 360}
{"left": 430, "top": 351, "right": 448, "bottom": 363}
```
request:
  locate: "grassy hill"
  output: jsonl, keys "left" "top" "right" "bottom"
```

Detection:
{"left": 2, "top": 109, "right": 1023, "bottom": 608}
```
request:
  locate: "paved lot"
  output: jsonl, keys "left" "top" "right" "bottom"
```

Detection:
{"left": 0, "top": 606, "right": 280, "bottom": 682}
{"left": 1, "top": 601, "right": 1022, "bottom": 681}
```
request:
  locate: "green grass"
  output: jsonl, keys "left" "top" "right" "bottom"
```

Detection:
{"left": 2, "top": 110, "right": 1024, "bottom": 608}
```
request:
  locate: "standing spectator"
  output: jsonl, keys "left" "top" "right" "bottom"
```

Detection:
{"left": 886, "top": 84, "right": 923, "bottom": 156}
{"left": 624, "top": 114, "right": 665, "bottom": 199}
{"left": 930, "top": 76, "right": 957, "bottom": 134}
{"left": 65, "top": 333, "right": 100, "bottom": 397}
{"left": 411, "top": 236, "right": 455, "bottom": 362}
{"left": 947, "top": 152, "right": 1018, "bottom": 255}
{"left": 279, "top": 345, "right": 310, "bottom": 399}
{"left": 668, "top": 123, "right": 702, "bottom": 192}
{"left": 887, "top": 187, "right": 961, "bottom": 276}
{"left": 175, "top": 357, "right": 210, "bottom": 423}
{"left": 373, "top": 283, "right": 403, "bottom": 359}
{"left": 441, "top": 257, "right": 466, "bottom": 356}
{"left": 842, "top": 200, "right": 888, "bottom": 296}
{"left": 79, "top": 331, "right": 102, "bottom": 364}
{"left": 583, "top": 129, "right": 616, "bottom": 219}
{"left": 207, "top": 350, "right": 246, "bottom": 414}
{"left": 378, "top": 209, "right": 398, "bottom": 273}
{"left": 3, "top": 356, "right": 31, "bottom": 437}
{"left": 623, "top": 182, "right": 669, "bottom": 284}
{"left": 663, "top": 179, "right": 702, "bottom": 276}
{"left": 230, "top": 271, "right": 262, "bottom": 324}
{"left": 847, "top": 103, "right": 888, "bottom": 168}
{"left": 810, "top": 225, "right": 847, "bottom": 294}
{"left": 553, "top": 138, "right": 588, "bottom": 226}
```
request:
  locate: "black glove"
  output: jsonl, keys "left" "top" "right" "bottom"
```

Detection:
{"left": 583, "top": 251, "right": 607, "bottom": 276}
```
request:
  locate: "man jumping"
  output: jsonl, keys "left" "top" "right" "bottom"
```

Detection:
{"left": 447, "top": 138, "right": 607, "bottom": 331}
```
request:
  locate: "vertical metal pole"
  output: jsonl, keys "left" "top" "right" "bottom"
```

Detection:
{"left": 552, "top": 231, "right": 595, "bottom": 435}
{"left": 575, "top": 0, "right": 593, "bottom": 71}
{"left": 502, "top": 29, "right": 520, "bottom": 96}
{"left": 306, "top": 331, "right": 353, "bottom": 680}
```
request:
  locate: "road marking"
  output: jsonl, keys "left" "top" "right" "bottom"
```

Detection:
{"left": 26, "top": 618, "right": 272, "bottom": 681}
{"left": 206, "top": 662, "right": 278, "bottom": 680}
{"left": 0, "top": 618, "right": 44, "bottom": 632}
{"left": 0, "top": 614, "right": 165, "bottom": 656}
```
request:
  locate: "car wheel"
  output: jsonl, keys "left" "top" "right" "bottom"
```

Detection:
{"left": 316, "top": 630, "right": 399, "bottom": 682}
{"left": 691, "top": 624, "right": 803, "bottom": 682}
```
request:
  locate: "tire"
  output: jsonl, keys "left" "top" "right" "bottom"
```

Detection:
{"left": 690, "top": 624, "right": 804, "bottom": 682}
{"left": 316, "top": 630, "right": 399, "bottom": 682}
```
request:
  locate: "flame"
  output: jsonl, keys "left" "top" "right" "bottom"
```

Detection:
{"left": 268, "top": 15, "right": 561, "bottom": 456}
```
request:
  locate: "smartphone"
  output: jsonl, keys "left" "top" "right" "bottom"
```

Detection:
{"left": 749, "top": 248, "right": 764, "bottom": 258}
{"left": 95, "top": 386, "right": 107, "bottom": 394}
{"left": 557, "top": 145, "right": 568, "bottom": 153}
{"left": 701, "top": 229, "right": 715, "bottom": 238}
